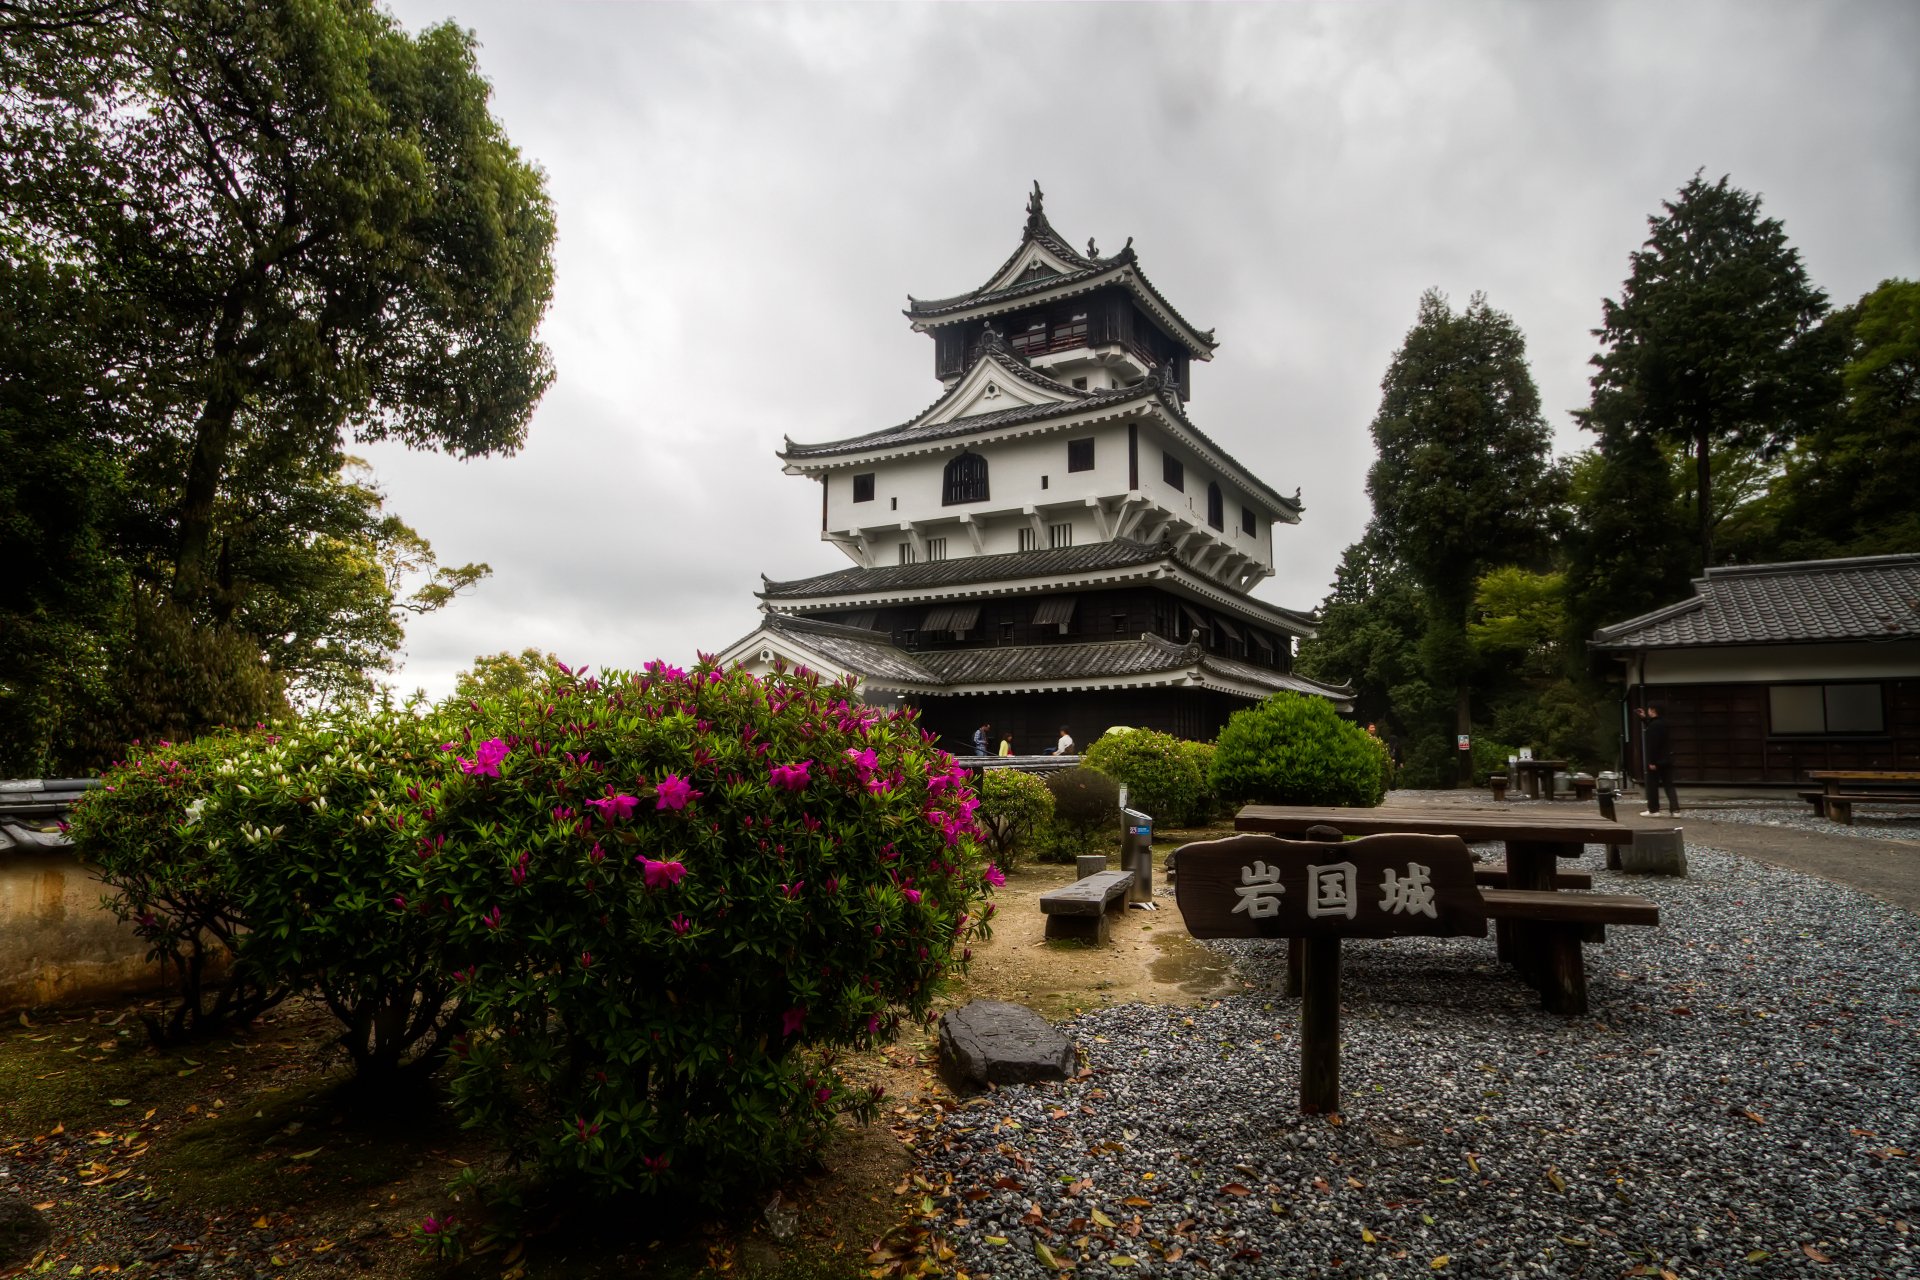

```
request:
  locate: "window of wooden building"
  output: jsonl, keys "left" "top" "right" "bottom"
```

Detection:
{"left": 852, "top": 473, "right": 875, "bottom": 503}
{"left": 1768, "top": 683, "right": 1886, "bottom": 735}
{"left": 942, "top": 453, "right": 990, "bottom": 505}
{"left": 1241, "top": 506, "right": 1256, "bottom": 536}
{"left": 1163, "top": 452, "right": 1184, "bottom": 491}
{"left": 1207, "top": 482, "right": 1224, "bottom": 530}
{"left": 1049, "top": 522, "right": 1073, "bottom": 549}
{"left": 1068, "top": 438, "right": 1095, "bottom": 472}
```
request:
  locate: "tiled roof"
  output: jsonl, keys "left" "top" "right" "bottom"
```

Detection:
{"left": 751, "top": 617, "right": 1351, "bottom": 705}
{"left": 1591, "top": 554, "right": 1920, "bottom": 649}
{"left": 761, "top": 539, "right": 1170, "bottom": 599}
{"left": 758, "top": 615, "right": 943, "bottom": 686}
{"left": 902, "top": 185, "right": 1216, "bottom": 355}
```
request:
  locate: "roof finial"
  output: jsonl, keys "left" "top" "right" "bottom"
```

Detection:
{"left": 1024, "top": 180, "right": 1046, "bottom": 235}
{"left": 1087, "top": 236, "right": 1099, "bottom": 258}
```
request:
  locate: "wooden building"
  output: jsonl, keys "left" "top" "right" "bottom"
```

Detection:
{"left": 1590, "top": 554, "right": 1920, "bottom": 785}
{"left": 718, "top": 185, "right": 1349, "bottom": 747}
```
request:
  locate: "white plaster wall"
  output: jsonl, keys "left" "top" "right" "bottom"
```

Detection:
{"left": 820, "top": 415, "right": 1276, "bottom": 574}
{"left": 0, "top": 852, "right": 169, "bottom": 1012}
{"left": 1640, "top": 642, "right": 1920, "bottom": 684}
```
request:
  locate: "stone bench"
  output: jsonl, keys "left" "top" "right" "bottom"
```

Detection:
{"left": 1039, "top": 869, "right": 1135, "bottom": 943}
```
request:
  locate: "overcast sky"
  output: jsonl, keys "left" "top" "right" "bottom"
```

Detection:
{"left": 367, "top": 0, "right": 1920, "bottom": 698}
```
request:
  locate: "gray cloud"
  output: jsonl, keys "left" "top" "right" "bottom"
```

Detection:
{"left": 370, "top": 0, "right": 1920, "bottom": 695}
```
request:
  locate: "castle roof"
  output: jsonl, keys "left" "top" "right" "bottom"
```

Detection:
{"left": 903, "top": 183, "right": 1218, "bottom": 359}
{"left": 1591, "top": 553, "right": 1920, "bottom": 650}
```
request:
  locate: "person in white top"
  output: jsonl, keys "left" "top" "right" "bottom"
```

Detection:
{"left": 1053, "top": 726, "right": 1075, "bottom": 756}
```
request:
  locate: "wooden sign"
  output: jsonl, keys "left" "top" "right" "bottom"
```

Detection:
{"left": 1174, "top": 833, "right": 1487, "bottom": 941}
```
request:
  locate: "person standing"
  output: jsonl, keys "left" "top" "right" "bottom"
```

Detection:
{"left": 1637, "top": 705, "right": 1679, "bottom": 816}
{"left": 972, "top": 722, "right": 992, "bottom": 757}
{"left": 1054, "top": 725, "right": 1075, "bottom": 756}
{"left": 997, "top": 734, "right": 1013, "bottom": 757}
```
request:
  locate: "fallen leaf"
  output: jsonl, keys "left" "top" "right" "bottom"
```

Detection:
{"left": 1546, "top": 1167, "right": 1567, "bottom": 1193}
{"left": 1035, "top": 1240, "right": 1061, "bottom": 1270}
{"left": 107, "top": 1098, "right": 130, "bottom": 1108}
{"left": 253, "top": 1216, "right": 270, "bottom": 1229}
{"left": 286, "top": 1147, "right": 323, "bottom": 1161}
{"left": 1346, "top": 1176, "right": 1364, "bottom": 1189}
{"left": 1361, "top": 1228, "right": 1376, "bottom": 1243}
{"left": 1110, "top": 1258, "right": 1136, "bottom": 1267}
{"left": 1745, "top": 1250, "right": 1771, "bottom": 1262}
{"left": 1742, "top": 1109, "right": 1766, "bottom": 1125}
{"left": 1803, "top": 1244, "right": 1831, "bottom": 1263}
{"left": 1122, "top": 1196, "right": 1150, "bottom": 1207}
{"left": 983, "top": 1236, "right": 1007, "bottom": 1246}
{"left": 32, "top": 1202, "right": 54, "bottom": 1212}
{"left": 1430, "top": 1255, "right": 1450, "bottom": 1270}
{"left": 1091, "top": 1209, "right": 1116, "bottom": 1229}
{"left": 1221, "top": 1183, "right": 1250, "bottom": 1196}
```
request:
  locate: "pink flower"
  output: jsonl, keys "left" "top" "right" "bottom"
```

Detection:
{"left": 588, "top": 842, "right": 606, "bottom": 865}
{"left": 510, "top": 851, "right": 531, "bottom": 886}
{"left": 781, "top": 1007, "right": 807, "bottom": 1038}
{"left": 903, "top": 888, "right": 922, "bottom": 906}
{"left": 654, "top": 774, "right": 701, "bottom": 811}
{"left": 480, "top": 906, "right": 502, "bottom": 931}
{"left": 575, "top": 1116, "right": 601, "bottom": 1142}
{"left": 453, "top": 965, "right": 477, "bottom": 984}
{"left": 866, "top": 1014, "right": 881, "bottom": 1034}
{"left": 458, "top": 737, "right": 509, "bottom": 777}
{"left": 639, "top": 857, "right": 688, "bottom": 890}
{"left": 780, "top": 880, "right": 804, "bottom": 899}
{"left": 769, "top": 761, "right": 812, "bottom": 792}
{"left": 642, "top": 1153, "right": 670, "bottom": 1174}
{"left": 391, "top": 894, "right": 407, "bottom": 910}
{"left": 814, "top": 1085, "right": 831, "bottom": 1104}
{"left": 579, "top": 951, "right": 594, "bottom": 969}
{"left": 421, "top": 1214, "right": 448, "bottom": 1235}
{"left": 669, "top": 914, "right": 691, "bottom": 936}
{"left": 983, "top": 864, "right": 1007, "bottom": 888}
{"left": 588, "top": 793, "right": 639, "bottom": 825}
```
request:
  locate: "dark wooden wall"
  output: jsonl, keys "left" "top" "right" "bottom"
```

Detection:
{"left": 931, "top": 289, "right": 1192, "bottom": 398}
{"left": 911, "top": 687, "right": 1251, "bottom": 760}
{"left": 817, "top": 585, "right": 1292, "bottom": 671}
{"left": 1626, "top": 680, "right": 1920, "bottom": 784}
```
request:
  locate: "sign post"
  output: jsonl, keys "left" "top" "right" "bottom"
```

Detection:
{"left": 1173, "top": 830, "right": 1488, "bottom": 1114}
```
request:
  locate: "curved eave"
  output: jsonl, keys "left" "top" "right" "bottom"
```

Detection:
{"left": 904, "top": 261, "right": 1218, "bottom": 360}
{"left": 778, "top": 393, "right": 1303, "bottom": 526}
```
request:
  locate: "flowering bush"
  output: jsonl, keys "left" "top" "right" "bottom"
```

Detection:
{"left": 1082, "top": 728, "right": 1205, "bottom": 828}
{"left": 189, "top": 703, "right": 465, "bottom": 1083}
{"left": 1211, "top": 693, "right": 1388, "bottom": 808}
{"left": 66, "top": 731, "right": 292, "bottom": 1040}
{"left": 410, "top": 657, "right": 997, "bottom": 1200}
{"left": 974, "top": 769, "right": 1054, "bottom": 871}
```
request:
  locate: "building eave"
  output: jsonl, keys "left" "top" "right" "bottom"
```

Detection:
{"left": 904, "top": 261, "right": 1218, "bottom": 360}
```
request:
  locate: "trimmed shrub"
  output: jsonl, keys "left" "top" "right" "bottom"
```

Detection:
{"left": 975, "top": 769, "right": 1054, "bottom": 871}
{"left": 67, "top": 731, "right": 291, "bottom": 1041}
{"left": 1041, "top": 766, "right": 1121, "bottom": 861}
{"left": 1470, "top": 737, "right": 1519, "bottom": 787}
{"left": 411, "top": 658, "right": 997, "bottom": 1201}
{"left": 1176, "top": 740, "right": 1219, "bottom": 826}
{"left": 1211, "top": 694, "right": 1389, "bottom": 808}
{"left": 1082, "top": 728, "right": 1203, "bottom": 829}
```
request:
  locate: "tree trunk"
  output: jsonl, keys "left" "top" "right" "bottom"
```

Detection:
{"left": 1695, "top": 426, "right": 1714, "bottom": 567}
{"left": 172, "top": 384, "right": 243, "bottom": 605}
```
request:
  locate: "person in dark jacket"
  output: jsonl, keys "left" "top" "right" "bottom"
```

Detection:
{"left": 972, "top": 722, "right": 992, "bottom": 757}
{"left": 1637, "top": 704, "right": 1679, "bottom": 816}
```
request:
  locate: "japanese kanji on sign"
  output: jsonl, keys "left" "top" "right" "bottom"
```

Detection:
{"left": 1176, "top": 833, "right": 1487, "bottom": 941}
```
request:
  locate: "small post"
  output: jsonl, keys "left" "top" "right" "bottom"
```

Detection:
{"left": 1299, "top": 823, "right": 1343, "bottom": 1113}
{"left": 1299, "top": 937, "right": 1341, "bottom": 1113}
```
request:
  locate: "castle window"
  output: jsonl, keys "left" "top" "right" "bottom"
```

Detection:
{"left": 1112, "top": 612, "right": 1127, "bottom": 635}
{"left": 1072, "top": 377, "right": 1088, "bottom": 390}
{"left": 1049, "top": 523, "right": 1073, "bottom": 549}
{"left": 1067, "top": 438, "right": 1094, "bottom": 472}
{"left": 897, "top": 542, "right": 916, "bottom": 565}
{"left": 852, "top": 473, "right": 874, "bottom": 503}
{"left": 1163, "top": 452, "right": 1184, "bottom": 492}
{"left": 926, "top": 537, "right": 948, "bottom": 561}
{"left": 942, "top": 452, "right": 990, "bottom": 505}
{"left": 1241, "top": 506, "right": 1256, "bottom": 536}
{"left": 999, "top": 621, "right": 1014, "bottom": 645}
{"left": 1018, "top": 527, "right": 1040, "bottom": 552}
{"left": 1207, "top": 482, "right": 1224, "bottom": 531}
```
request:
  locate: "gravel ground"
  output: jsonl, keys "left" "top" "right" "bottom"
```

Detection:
{"left": 910, "top": 843, "right": 1920, "bottom": 1278}
{"left": 1677, "top": 801, "right": 1920, "bottom": 844}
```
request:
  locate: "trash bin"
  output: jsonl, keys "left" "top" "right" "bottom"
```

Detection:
{"left": 1595, "top": 770, "right": 1619, "bottom": 822}
{"left": 1120, "top": 807, "right": 1153, "bottom": 904}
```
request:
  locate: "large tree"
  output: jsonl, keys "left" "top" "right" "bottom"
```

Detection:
{"left": 1364, "top": 290, "right": 1561, "bottom": 783}
{"left": 0, "top": 0, "right": 552, "bottom": 768}
{"left": 1586, "top": 172, "right": 1832, "bottom": 568}
{"left": 1774, "top": 279, "right": 1920, "bottom": 557}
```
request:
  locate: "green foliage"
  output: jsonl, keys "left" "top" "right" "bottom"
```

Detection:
{"left": 1041, "top": 768, "right": 1122, "bottom": 861}
{"left": 188, "top": 704, "right": 465, "bottom": 1083}
{"left": 1175, "top": 741, "right": 1220, "bottom": 827}
{"left": 1561, "top": 433, "right": 1694, "bottom": 656}
{"left": 66, "top": 732, "right": 290, "bottom": 1041}
{"left": 0, "top": 0, "right": 549, "bottom": 770}
{"left": 1585, "top": 171, "right": 1833, "bottom": 567}
{"left": 1470, "top": 737, "right": 1518, "bottom": 786}
{"left": 454, "top": 649, "right": 567, "bottom": 702}
{"left": 413, "top": 658, "right": 995, "bottom": 1201}
{"left": 975, "top": 769, "right": 1054, "bottom": 871}
{"left": 1468, "top": 568, "right": 1565, "bottom": 675}
{"left": 1082, "top": 729, "right": 1205, "bottom": 829}
{"left": 1775, "top": 279, "right": 1920, "bottom": 557}
{"left": 1211, "top": 694, "right": 1388, "bottom": 808}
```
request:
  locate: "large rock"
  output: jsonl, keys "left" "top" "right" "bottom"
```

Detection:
{"left": 0, "top": 1189, "right": 50, "bottom": 1266}
{"left": 937, "top": 1000, "right": 1075, "bottom": 1088}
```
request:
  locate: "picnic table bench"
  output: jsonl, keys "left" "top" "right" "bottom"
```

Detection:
{"left": 1802, "top": 771, "right": 1920, "bottom": 825}
{"left": 1038, "top": 869, "right": 1135, "bottom": 942}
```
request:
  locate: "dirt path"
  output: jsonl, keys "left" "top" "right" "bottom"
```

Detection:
{"left": 1646, "top": 812, "right": 1920, "bottom": 914}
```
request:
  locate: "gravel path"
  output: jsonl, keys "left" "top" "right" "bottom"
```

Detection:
{"left": 1674, "top": 801, "right": 1920, "bottom": 844}
{"left": 910, "top": 843, "right": 1920, "bottom": 1278}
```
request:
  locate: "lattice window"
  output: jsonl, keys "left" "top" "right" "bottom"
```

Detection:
{"left": 942, "top": 453, "right": 989, "bottom": 505}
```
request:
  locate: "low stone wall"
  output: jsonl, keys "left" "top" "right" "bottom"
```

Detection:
{"left": 0, "top": 850, "right": 167, "bottom": 1013}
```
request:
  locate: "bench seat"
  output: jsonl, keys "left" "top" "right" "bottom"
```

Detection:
{"left": 1820, "top": 791, "right": 1920, "bottom": 825}
{"left": 1479, "top": 889, "right": 1660, "bottom": 1014}
{"left": 1039, "top": 870, "right": 1135, "bottom": 943}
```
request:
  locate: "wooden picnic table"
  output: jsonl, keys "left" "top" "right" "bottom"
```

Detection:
{"left": 1509, "top": 759, "right": 1566, "bottom": 799}
{"left": 1804, "top": 770, "right": 1920, "bottom": 824}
